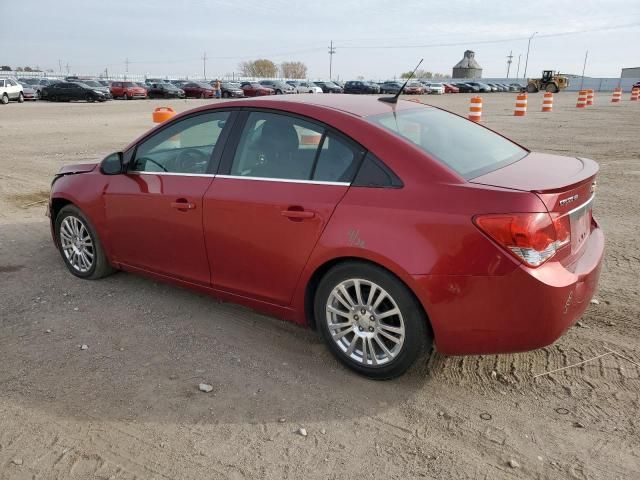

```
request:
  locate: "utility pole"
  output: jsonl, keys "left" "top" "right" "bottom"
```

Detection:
{"left": 125, "top": 58, "right": 129, "bottom": 80}
{"left": 516, "top": 54, "right": 521, "bottom": 80}
{"left": 523, "top": 32, "right": 538, "bottom": 80}
{"left": 579, "top": 50, "right": 589, "bottom": 91}
{"left": 328, "top": 40, "right": 336, "bottom": 80}
{"left": 65, "top": 63, "right": 70, "bottom": 75}
{"left": 506, "top": 50, "right": 513, "bottom": 79}
{"left": 58, "top": 59, "right": 62, "bottom": 75}
{"left": 202, "top": 52, "right": 207, "bottom": 80}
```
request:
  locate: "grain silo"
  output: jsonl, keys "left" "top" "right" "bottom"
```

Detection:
{"left": 452, "top": 50, "right": 482, "bottom": 79}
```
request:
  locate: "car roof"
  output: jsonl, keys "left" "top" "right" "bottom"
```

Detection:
{"left": 205, "top": 94, "right": 424, "bottom": 117}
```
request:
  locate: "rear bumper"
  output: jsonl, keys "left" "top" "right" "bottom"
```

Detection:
{"left": 414, "top": 224, "right": 604, "bottom": 355}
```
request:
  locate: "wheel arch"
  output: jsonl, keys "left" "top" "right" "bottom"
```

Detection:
{"left": 303, "top": 256, "right": 434, "bottom": 340}
{"left": 50, "top": 196, "right": 75, "bottom": 245}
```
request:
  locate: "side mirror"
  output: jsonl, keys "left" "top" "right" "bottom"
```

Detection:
{"left": 100, "top": 152, "right": 124, "bottom": 175}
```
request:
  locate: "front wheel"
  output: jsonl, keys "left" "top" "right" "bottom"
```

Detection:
{"left": 1, "top": 93, "right": 9, "bottom": 104}
{"left": 123, "top": 93, "right": 129, "bottom": 100}
{"left": 55, "top": 205, "right": 115, "bottom": 280}
{"left": 315, "top": 262, "right": 432, "bottom": 379}
{"left": 546, "top": 83, "right": 559, "bottom": 93}
{"left": 526, "top": 83, "right": 538, "bottom": 93}
{"left": 85, "top": 94, "right": 95, "bottom": 103}
{"left": 18, "top": 92, "right": 24, "bottom": 103}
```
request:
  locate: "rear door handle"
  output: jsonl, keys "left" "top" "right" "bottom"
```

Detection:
{"left": 281, "top": 209, "right": 315, "bottom": 219}
{"left": 171, "top": 200, "right": 196, "bottom": 210}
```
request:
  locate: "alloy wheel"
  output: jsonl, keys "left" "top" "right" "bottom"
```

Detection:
{"left": 325, "top": 278, "right": 405, "bottom": 366}
{"left": 59, "top": 216, "right": 95, "bottom": 273}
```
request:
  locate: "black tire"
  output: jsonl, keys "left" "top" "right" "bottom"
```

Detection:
{"left": 276, "top": 89, "right": 282, "bottom": 95}
{"left": 315, "top": 261, "right": 432, "bottom": 380}
{"left": 163, "top": 92, "right": 169, "bottom": 99}
{"left": 51, "top": 95, "right": 58, "bottom": 102}
{"left": 55, "top": 205, "right": 115, "bottom": 280}
{"left": 18, "top": 92, "right": 24, "bottom": 103}
{"left": 222, "top": 91, "right": 229, "bottom": 98}
{"left": 85, "top": 94, "right": 95, "bottom": 103}
{"left": 1, "top": 93, "right": 8, "bottom": 104}
{"left": 526, "top": 83, "right": 538, "bottom": 93}
{"left": 123, "top": 93, "right": 129, "bottom": 100}
{"left": 546, "top": 83, "right": 559, "bottom": 93}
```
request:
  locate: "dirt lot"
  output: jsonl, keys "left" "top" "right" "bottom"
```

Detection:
{"left": 1, "top": 93, "right": 639, "bottom": 479}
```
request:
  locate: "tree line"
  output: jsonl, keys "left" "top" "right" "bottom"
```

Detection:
{"left": 239, "top": 59, "right": 308, "bottom": 79}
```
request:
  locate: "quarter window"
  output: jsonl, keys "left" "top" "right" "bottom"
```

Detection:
{"left": 131, "top": 112, "right": 230, "bottom": 174}
{"left": 230, "top": 112, "right": 362, "bottom": 183}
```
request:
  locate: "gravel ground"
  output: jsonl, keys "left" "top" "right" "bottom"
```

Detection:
{"left": 0, "top": 93, "right": 639, "bottom": 479}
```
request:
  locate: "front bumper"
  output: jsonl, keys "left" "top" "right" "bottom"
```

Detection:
{"left": 413, "top": 223, "right": 604, "bottom": 355}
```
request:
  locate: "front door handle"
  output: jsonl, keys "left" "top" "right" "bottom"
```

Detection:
{"left": 281, "top": 209, "right": 315, "bottom": 220}
{"left": 171, "top": 200, "right": 196, "bottom": 210}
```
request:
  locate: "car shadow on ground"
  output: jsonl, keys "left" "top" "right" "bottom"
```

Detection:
{"left": 0, "top": 221, "right": 432, "bottom": 425}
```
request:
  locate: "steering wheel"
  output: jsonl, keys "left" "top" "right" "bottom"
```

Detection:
{"left": 174, "top": 148, "right": 209, "bottom": 173}
{"left": 135, "top": 157, "right": 168, "bottom": 172}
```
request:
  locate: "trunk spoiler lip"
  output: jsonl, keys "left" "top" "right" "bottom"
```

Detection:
{"left": 468, "top": 154, "right": 598, "bottom": 194}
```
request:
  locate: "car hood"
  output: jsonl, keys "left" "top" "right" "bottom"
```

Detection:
{"left": 57, "top": 163, "right": 97, "bottom": 175}
{"left": 469, "top": 152, "right": 598, "bottom": 192}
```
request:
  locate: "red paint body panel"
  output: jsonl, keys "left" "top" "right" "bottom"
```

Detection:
{"left": 49, "top": 96, "right": 605, "bottom": 357}
{"left": 103, "top": 173, "right": 213, "bottom": 285}
{"left": 203, "top": 177, "right": 349, "bottom": 305}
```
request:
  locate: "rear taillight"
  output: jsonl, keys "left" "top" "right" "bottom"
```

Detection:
{"left": 474, "top": 212, "right": 570, "bottom": 267}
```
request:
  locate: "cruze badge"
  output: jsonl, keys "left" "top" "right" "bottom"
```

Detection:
{"left": 559, "top": 194, "right": 579, "bottom": 207}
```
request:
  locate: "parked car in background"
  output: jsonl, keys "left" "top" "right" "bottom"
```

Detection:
{"left": 30, "top": 78, "right": 60, "bottom": 94}
{"left": 170, "top": 80, "right": 190, "bottom": 89}
{"left": 18, "top": 82, "right": 38, "bottom": 100}
{"left": 70, "top": 79, "right": 112, "bottom": 98}
{"left": 146, "top": 82, "right": 185, "bottom": 99}
{"left": 18, "top": 77, "right": 39, "bottom": 85}
{"left": 41, "top": 82, "right": 109, "bottom": 102}
{"left": 182, "top": 82, "right": 215, "bottom": 98}
{"left": 403, "top": 81, "right": 426, "bottom": 95}
{"left": 452, "top": 83, "right": 479, "bottom": 93}
{"left": 379, "top": 81, "right": 403, "bottom": 94}
{"left": 344, "top": 80, "right": 380, "bottom": 94}
{"left": 287, "top": 81, "right": 323, "bottom": 93}
{"left": 0, "top": 78, "right": 24, "bottom": 104}
{"left": 49, "top": 95, "right": 604, "bottom": 379}
{"left": 220, "top": 82, "right": 245, "bottom": 98}
{"left": 443, "top": 83, "right": 460, "bottom": 93}
{"left": 314, "top": 81, "right": 343, "bottom": 93}
{"left": 332, "top": 80, "right": 345, "bottom": 89}
{"left": 423, "top": 82, "right": 444, "bottom": 95}
{"left": 110, "top": 81, "right": 147, "bottom": 100}
{"left": 258, "top": 80, "right": 295, "bottom": 95}
{"left": 465, "top": 82, "right": 492, "bottom": 93}
{"left": 97, "top": 80, "right": 110, "bottom": 87}
{"left": 240, "top": 82, "right": 275, "bottom": 97}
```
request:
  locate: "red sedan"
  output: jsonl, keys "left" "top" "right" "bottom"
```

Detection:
{"left": 241, "top": 82, "right": 274, "bottom": 97}
{"left": 182, "top": 82, "right": 215, "bottom": 98}
{"left": 443, "top": 83, "right": 460, "bottom": 93}
{"left": 48, "top": 95, "right": 604, "bottom": 379}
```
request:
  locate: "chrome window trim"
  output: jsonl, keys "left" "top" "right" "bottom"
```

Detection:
{"left": 216, "top": 174, "right": 350, "bottom": 186}
{"left": 128, "top": 171, "right": 216, "bottom": 178}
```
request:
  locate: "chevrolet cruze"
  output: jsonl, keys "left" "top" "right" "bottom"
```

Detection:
{"left": 49, "top": 95, "right": 604, "bottom": 379}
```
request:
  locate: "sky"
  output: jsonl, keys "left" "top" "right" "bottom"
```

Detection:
{"left": 1, "top": 0, "right": 639, "bottom": 80}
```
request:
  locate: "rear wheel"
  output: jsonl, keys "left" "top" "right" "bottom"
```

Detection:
{"left": 1, "top": 93, "right": 8, "bottom": 104}
{"left": 123, "top": 93, "right": 129, "bottom": 100}
{"left": 55, "top": 205, "right": 115, "bottom": 280}
{"left": 85, "top": 94, "right": 95, "bottom": 103}
{"left": 222, "top": 91, "right": 229, "bottom": 98}
{"left": 18, "top": 92, "right": 24, "bottom": 103}
{"left": 315, "top": 262, "right": 431, "bottom": 379}
{"left": 546, "top": 83, "right": 559, "bottom": 93}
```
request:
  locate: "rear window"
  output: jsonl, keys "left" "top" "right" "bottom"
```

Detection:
{"left": 367, "top": 107, "right": 527, "bottom": 179}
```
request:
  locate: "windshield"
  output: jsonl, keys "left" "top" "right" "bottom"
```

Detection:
{"left": 123, "top": 82, "right": 135, "bottom": 87}
{"left": 83, "top": 81, "right": 101, "bottom": 87}
{"left": 368, "top": 107, "right": 527, "bottom": 179}
{"left": 223, "top": 82, "right": 240, "bottom": 88}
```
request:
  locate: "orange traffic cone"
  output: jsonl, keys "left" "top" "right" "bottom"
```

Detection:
{"left": 468, "top": 96, "right": 482, "bottom": 122}
{"left": 631, "top": 87, "right": 639, "bottom": 101}
{"left": 576, "top": 90, "right": 588, "bottom": 108}
{"left": 541, "top": 92, "right": 553, "bottom": 112}
{"left": 611, "top": 88, "right": 622, "bottom": 103}
{"left": 514, "top": 93, "right": 527, "bottom": 116}
{"left": 586, "top": 89, "right": 594, "bottom": 106}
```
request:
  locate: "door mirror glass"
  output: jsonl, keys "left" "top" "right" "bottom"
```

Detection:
{"left": 101, "top": 152, "right": 123, "bottom": 175}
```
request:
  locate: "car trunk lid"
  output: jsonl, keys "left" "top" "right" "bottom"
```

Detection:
{"left": 470, "top": 152, "right": 598, "bottom": 265}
